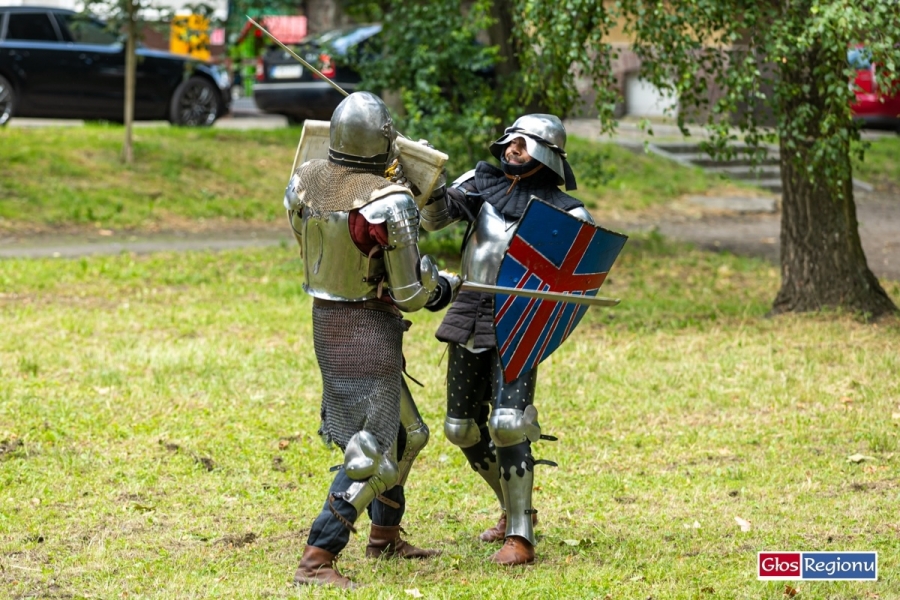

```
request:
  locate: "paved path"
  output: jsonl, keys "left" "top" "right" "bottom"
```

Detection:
{"left": 0, "top": 228, "right": 289, "bottom": 259}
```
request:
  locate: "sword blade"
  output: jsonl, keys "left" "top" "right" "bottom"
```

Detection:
{"left": 245, "top": 16, "right": 349, "bottom": 98}
{"left": 460, "top": 282, "right": 620, "bottom": 307}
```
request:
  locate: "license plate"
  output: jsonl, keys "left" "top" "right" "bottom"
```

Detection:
{"left": 270, "top": 65, "right": 303, "bottom": 79}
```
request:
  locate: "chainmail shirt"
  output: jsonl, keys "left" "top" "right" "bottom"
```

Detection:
{"left": 293, "top": 159, "right": 408, "bottom": 213}
{"left": 312, "top": 303, "right": 406, "bottom": 454}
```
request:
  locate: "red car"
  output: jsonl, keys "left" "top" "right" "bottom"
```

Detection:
{"left": 850, "top": 47, "right": 900, "bottom": 131}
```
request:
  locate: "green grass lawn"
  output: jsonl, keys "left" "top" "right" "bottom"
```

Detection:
{"left": 10, "top": 125, "right": 892, "bottom": 234}
{"left": 854, "top": 135, "right": 900, "bottom": 192}
{"left": 0, "top": 126, "right": 300, "bottom": 231}
{"left": 1, "top": 237, "right": 898, "bottom": 598}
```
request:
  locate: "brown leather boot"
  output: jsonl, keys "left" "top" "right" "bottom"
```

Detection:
{"left": 293, "top": 545, "right": 356, "bottom": 588}
{"left": 479, "top": 512, "right": 539, "bottom": 543}
{"left": 489, "top": 535, "right": 535, "bottom": 566}
{"left": 365, "top": 524, "right": 440, "bottom": 559}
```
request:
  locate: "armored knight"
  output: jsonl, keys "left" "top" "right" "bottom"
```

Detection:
{"left": 421, "top": 114, "right": 592, "bottom": 566}
{"left": 284, "top": 91, "right": 457, "bottom": 588}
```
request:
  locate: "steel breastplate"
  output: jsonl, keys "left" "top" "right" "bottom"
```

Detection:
{"left": 460, "top": 202, "right": 518, "bottom": 286}
{"left": 301, "top": 208, "right": 384, "bottom": 301}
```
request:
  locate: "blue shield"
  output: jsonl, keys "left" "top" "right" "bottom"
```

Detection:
{"left": 494, "top": 198, "right": 627, "bottom": 383}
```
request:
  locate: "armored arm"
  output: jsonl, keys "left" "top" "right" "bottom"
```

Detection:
{"left": 568, "top": 205, "right": 594, "bottom": 225}
{"left": 284, "top": 171, "right": 304, "bottom": 251}
{"left": 359, "top": 193, "right": 440, "bottom": 312}
{"left": 420, "top": 169, "right": 480, "bottom": 231}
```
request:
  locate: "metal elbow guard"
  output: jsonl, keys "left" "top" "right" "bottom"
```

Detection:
{"left": 488, "top": 406, "right": 542, "bottom": 448}
{"left": 359, "top": 193, "right": 420, "bottom": 248}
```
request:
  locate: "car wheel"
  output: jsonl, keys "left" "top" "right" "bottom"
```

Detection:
{"left": 169, "top": 76, "right": 220, "bottom": 127}
{"left": 0, "top": 74, "right": 15, "bottom": 126}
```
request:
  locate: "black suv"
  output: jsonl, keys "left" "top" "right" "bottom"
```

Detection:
{"left": 0, "top": 6, "right": 231, "bottom": 126}
{"left": 253, "top": 23, "right": 380, "bottom": 124}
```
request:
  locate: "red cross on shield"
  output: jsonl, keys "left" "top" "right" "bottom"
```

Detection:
{"left": 493, "top": 198, "right": 627, "bottom": 382}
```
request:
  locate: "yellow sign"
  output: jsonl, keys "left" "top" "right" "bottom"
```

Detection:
{"left": 170, "top": 15, "right": 211, "bottom": 60}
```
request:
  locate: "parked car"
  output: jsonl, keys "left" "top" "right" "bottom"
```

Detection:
{"left": 849, "top": 46, "right": 900, "bottom": 131}
{"left": 253, "top": 23, "right": 380, "bottom": 124}
{"left": 0, "top": 6, "right": 231, "bottom": 126}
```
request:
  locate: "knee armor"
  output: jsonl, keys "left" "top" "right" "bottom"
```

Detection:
{"left": 488, "top": 406, "right": 542, "bottom": 448}
{"left": 339, "top": 431, "right": 400, "bottom": 515}
{"left": 444, "top": 416, "right": 481, "bottom": 448}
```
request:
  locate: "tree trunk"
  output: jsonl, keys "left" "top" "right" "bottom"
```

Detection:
{"left": 486, "top": 1, "right": 543, "bottom": 115}
{"left": 123, "top": 0, "right": 137, "bottom": 165}
{"left": 773, "top": 67, "right": 896, "bottom": 317}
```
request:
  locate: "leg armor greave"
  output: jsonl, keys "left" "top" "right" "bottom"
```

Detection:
{"left": 396, "top": 379, "right": 429, "bottom": 487}
{"left": 445, "top": 416, "right": 504, "bottom": 508}
{"left": 489, "top": 406, "right": 544, "bottom": 546}
{"left": 337, "top": 431, "right": 400, "bottom": 518}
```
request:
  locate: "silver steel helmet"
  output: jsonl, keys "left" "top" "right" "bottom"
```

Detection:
{"left": 490, "top": 114, "right": 570, "bottom": 188}
{"left": 328, "top": 91, "right": 397, "bottom": 171}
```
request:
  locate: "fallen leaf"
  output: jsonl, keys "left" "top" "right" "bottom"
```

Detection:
{"left": 629, "top": 574, "right": 644, "bottom": 582}
{"left": 278, "top": 440, "right": 290, "bottom": 450}
{"left": 404, "top": 590, "right": 423, "bottom": 598}
{"left": 563, "top": 539, "right": 580, "bottom": 546}
{"left": 734, "top": 516, "right": 752, "bottom": 532}
{"left": 784, "top": 584, "right": 798, "bottom": 597}
{"left": 848, "top": 453, "right": 875, "bottom": 463}
{"left": 840, "top": 396, "right": 853, "bottom": 404}
{"left": 891, "top": 412, "right": 900, "bottom": 420}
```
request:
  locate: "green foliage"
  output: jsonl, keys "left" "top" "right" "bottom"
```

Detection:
{"left": 512, "top": 0, "right": 619, "bottom": 126}
{"left": 340, "top": 0, "right": 623, "bottom": 164}
{"left": 344, "top": 0, "right": 507, "bottom": 165}
{"left": 615, "top": 0, "right": 900, "bottom": 198}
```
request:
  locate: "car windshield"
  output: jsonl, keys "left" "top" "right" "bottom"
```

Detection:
{"left": 302, "top": 24, "right": 381, "bottom": 56}
{"left": 848, "top": 47, "right": 872, "bottom": 70}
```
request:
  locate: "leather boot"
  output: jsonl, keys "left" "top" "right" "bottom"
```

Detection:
{"left": 479, "top": 512, "right": 539, "bottom": 543}
{"left": 489, "top": 535, "right": 535, "bottom": 566}
{"left": 365, "top": 524, "right": 440, "bottom": 559}
{"left": 293, "top": 545, "right": 356, "bottom": 588}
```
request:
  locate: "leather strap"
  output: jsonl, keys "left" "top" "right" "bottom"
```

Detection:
{"left": 504, "top": 163, "right": 544, "bottom": 194}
